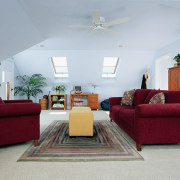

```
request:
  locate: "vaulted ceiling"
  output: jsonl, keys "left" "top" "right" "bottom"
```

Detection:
{"left": 20, "top": 0, "right": 180, "bottom": 51}
{"left": 1, "top": 0, "right": 180, "bottom": 61}
{"left": 1, "top": 0, "right": 180, "bottom": 89}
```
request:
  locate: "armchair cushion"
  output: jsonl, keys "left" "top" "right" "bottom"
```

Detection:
{"left": 0, "top": 103, "right": 41, "bottom": 117}
{"left": 4, "top": 99, "right": 32, "bottom": 103}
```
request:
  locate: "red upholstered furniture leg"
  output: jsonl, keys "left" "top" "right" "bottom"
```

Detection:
{"left": 136, "top": 143, "right": 142, "bottom": 151}
{"left": 34, "top": 140, "right": 39, "bottom": 147}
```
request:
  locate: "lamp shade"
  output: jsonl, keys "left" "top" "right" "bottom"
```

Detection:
{"left": 2, "top": 71, "right": 13, "bottom": 83}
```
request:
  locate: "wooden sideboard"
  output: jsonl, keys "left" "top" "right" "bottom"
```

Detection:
{"left": 168, "top": 66, "right": 180, "bottom": 90}
{"left": 70, "top": 93, "right": 99, "bottom": 110}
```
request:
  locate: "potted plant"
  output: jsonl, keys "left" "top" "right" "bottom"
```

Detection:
{"left": 14, "top": 74, "right": 46, "bottom": 99}
{"left": 173, "top": 53, "right": 180, "bottom": 66}
{"left": 53, "top": 85, "right": 66, "bottom": 94}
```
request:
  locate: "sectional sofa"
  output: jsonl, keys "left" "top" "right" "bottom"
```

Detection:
{"left": 109, "top": 89, "right": 180, "bottom": 151}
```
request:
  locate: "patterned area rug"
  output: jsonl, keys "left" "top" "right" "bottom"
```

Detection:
{"left": 18, "top": 120, "right": 143, "bottom": 162}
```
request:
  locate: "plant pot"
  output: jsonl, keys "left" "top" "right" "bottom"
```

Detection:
{"left": 56, "top": 90, "right": 60, "bottom": 94}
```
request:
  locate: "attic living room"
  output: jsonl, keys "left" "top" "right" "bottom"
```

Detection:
{"left": 1, "top": 0, "right": 180, "bottom": 179}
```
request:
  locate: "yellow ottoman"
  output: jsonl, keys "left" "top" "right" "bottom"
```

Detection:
{"left": 69, "top": 107, "right": 93, "bottom": 136}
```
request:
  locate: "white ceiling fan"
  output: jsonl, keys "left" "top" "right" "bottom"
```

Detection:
{"left": 70, "top": 10, "right": 129, "bottom": 35}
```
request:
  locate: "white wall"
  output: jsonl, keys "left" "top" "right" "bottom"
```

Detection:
{"left": 150, "top": 39, "right": 180, "bottom": 89}
{"left": 13, "top": 49, "right": 155, "bottom": 108}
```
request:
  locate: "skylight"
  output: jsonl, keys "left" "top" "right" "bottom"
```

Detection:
{"left": 102, "top": 57, "right": 119, "bottom": 78}
{"left": 51, "top": 57, "right": 68, "bottom": 78}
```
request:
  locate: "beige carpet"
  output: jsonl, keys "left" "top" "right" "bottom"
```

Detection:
{"left": 0, "top": 110, "right": 180, "bottom": 180}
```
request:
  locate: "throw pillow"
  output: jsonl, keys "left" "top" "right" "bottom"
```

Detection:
{"left": 149, "top": 92, "right": 165, "bottom": 104}
{"left": 0, "top": 97, "right": 4, "bottom": 104}
{"left": 121, "top": 89, "right": 136, "bottom": 106}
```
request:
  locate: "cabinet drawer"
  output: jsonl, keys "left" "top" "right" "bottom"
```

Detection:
{"left": 88, "top": 99, "right": 98, "bottom": 103}
{"left": 88, "top": 94, "right": 98, "bottom": 98}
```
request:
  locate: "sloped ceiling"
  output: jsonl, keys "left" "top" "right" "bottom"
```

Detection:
{"left": 0, "top": 0, "right": 44, "bottom": 61}
{"left": 19, "top": 0, "right": 180, "bottom": 51}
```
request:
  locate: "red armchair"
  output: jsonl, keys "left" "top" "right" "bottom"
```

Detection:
{"left": 0, "top": 98, "right": 41, "bottom": 146}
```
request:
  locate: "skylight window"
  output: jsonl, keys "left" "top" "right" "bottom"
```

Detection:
{"left": 102, "top": 57, "right": 119, "bottom": 78}
{"left": 51, "top": 57, "right": 68, "bottom": 78}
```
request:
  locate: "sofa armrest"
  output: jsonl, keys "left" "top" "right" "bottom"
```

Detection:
{"left": 4, "top": 100, "right": 33, "bottom": 103}
{"left": 0, "top": 103, "right": 41, "bottom": 117}
{"left": 136, "top": 104, "right": 180, "bottom": 118}
{"left": 109, "top": 97, "right": 122, "bottom": 112}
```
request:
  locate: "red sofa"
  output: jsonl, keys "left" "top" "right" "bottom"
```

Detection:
{"left": 109, "top": 89, "right": 180, "bottom": 151}
{"left": 0, "top": 99, "right": 41, "bottom": 146}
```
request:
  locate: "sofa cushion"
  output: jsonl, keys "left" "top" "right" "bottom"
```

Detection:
{"left": 119, "top": 109, "right": 135, "bottom": 130}
{"left": 121, "top": 89, "right": 136, "bottom": 106}
{"left": 144, "top": 90, "right": 162, "bottom": 104}
{"left": 0, "top": 97, "right": 4, "bottom": 104}
{"left": 162, "top": 90, "right": 180, "bottom": 103}
{"left": 149, "top": 92, "right": 165, "bottom": 104}
{"left": 111, "top": 105, "right": 134, "bottom": 122}
{"left": 133, "top": 89, "right": 151, "bottom": 106}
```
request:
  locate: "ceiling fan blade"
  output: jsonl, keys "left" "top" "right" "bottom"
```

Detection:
{"left": 69, "top": 25, "right": 92, "bottom": 29}
{"left": 92, "top": 10, "right": 100, "bottom": 24}
{"left": 103, "top": 28, "right": 117, "bottom": 35}
{"left": 104, "top": 17, "right": 129, "bottom": 27}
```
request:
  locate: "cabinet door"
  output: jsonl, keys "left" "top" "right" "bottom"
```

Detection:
{"left": 168, "top": 67, "right": 180, "bottom": 90}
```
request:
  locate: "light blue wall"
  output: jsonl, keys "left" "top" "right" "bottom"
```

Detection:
{"left": 13, "top": 49, "right": 155, "bottom": 108}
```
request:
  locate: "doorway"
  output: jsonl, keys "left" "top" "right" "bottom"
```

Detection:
{"left": 155, "top": 54, "right": 172, "bottom": 90}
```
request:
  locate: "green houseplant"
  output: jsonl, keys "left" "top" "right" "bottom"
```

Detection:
{"left": 173, "top": 53, "right": 180, "bottom": 65}
{"left": 14, "top": 74, "right": 46, "bottom": 99}
{"left": 53, "top": 85, "right": 66, "bottom": 94}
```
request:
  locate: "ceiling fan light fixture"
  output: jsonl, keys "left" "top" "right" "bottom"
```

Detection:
{"left": 94, "top": 26, "right": 104, "bottom": 30}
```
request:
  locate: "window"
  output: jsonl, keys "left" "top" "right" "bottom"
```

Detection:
{"left": 51, "top": 57, "right": 68, "bottom": 78}
{"left": 102, "top": 57, "right": 119, "bottom": 78}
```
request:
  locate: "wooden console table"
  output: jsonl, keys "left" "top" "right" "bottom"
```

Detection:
{"left": 70, "top": 93, "right": 99, "bottom": 110}
{"left": 49, "top": 94, "right": 67, "bottom": 110}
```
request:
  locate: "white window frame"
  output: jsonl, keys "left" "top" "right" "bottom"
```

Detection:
{"left": 102, "top": 57, "right": 119, "bottom": 78}
{"left": 51, "top": 57, "right": 68, "bottom": 78}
